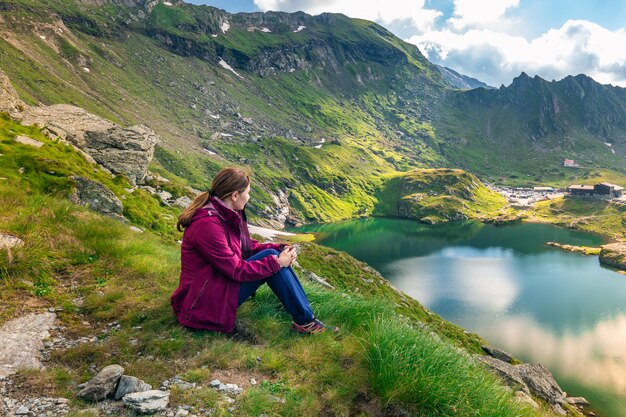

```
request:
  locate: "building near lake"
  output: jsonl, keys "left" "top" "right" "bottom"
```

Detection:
{"left": 594, "top": 182, "right": 624, "bottom": 198}
{"left": 567, "top": 183, "right": 624, "bottom": 198}
{"left": 567, "top": 185, "right": 594, "bottom": 196}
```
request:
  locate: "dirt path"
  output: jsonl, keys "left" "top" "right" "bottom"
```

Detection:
{"left": 0, "top": 312, "right": 56, "bottom": 378}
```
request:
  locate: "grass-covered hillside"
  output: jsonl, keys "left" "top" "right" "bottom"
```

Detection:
{"left": 531, "top": 196, "right": 626, "bottom": 241}
{"left": 373, "top": 169, "right": 510, "bottom": 224}
{"left": 2, "top": 0, "right": 625, "bottom": 228}
{"left": 0, "top": 116, "right": 559, "bottom": 416}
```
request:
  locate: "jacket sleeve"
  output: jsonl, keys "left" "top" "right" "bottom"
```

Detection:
{"left": 192, "top": 219, "right": 282, "bottom": 282}
{"left": 251, "top": 238, "right": 284, "bottom": 254}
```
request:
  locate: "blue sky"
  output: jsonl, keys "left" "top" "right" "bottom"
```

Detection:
{"left": 188, "top": 0, "right": 626, "bottom": 87}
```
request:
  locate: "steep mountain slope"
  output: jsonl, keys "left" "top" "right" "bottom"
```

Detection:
{"left": 0, "top": 0, "right": 454, "bottom": 225}
{"left": 1, "top": 0, "right": 626, "bottom": 227}
{"left": 435, "top": 65, "right": 493, "bottom": 90}
{"left": 437, "top": 73, "right": 626, "bottom": 182}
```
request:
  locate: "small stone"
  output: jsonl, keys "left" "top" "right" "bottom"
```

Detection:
{"left": 123, "top": 389, "right": 169, "bottom": 414}
{"left": 209, "top": 379, "right": 221, "bottom": 388}
{"left": 77, "top": 364, "right": 124, "bottom": 402}
{"left": 18, "top": 167, "right": 25, "bottom": 174}
{"left": 114, "top": 375, "right": 152, "bottom": 400}
{"left": 566, "top": 396, "right": 590, "bottom": 406}
{"left": 175, "top": 409, "right": 189, "bottom": 417}
{"left": 250, "top": 378, "right": 256, "bottom": 386}
{"left": 129, "top": 226, "right": 143, "bottom": 233}
{"left": 16, "top": 405, "right": 29, "bottom": 414}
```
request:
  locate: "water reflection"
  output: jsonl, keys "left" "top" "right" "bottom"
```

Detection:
{"left": 292, "top": 219, "right": 626, "bottom": 417}
{"left": 477, "top": 314, "right": 626, "bottom": 396}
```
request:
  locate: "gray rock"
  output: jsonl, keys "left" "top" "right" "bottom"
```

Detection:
{"left": 14, "top": 135, "right": 44, "bottom": 148}
{"left": 566, "top": 396, "right": 590, "bottom": 406}
{"left": 123, "top": 390, "right": 169, "bottom": 414}
{"left": 157, "top": 190, "right": 173, "bottom": 204}
{"left": 174, "top": 196, "right": 193, "bottom": 208}
{"left": 482, "top": 345, "right": 515, "bottom": 363}
{"left": 517, "top": 363, "right": 566, "bottom": 406}
{"left": 477, "top": 355, "right": 569, "bottom": 412}
{"left": 77, "top": 364, "right": 124, "bottom": 402}
{"left": 21, "top": 104, "right": 159, "bottom": 184}
{"left": 0, "top": 233, "right": 24, "bottom": 250}
{"left": 475, "top": 356, "right": 528, "bottom": 393}
{"left": 15, "top": 405, "right": 29, "bottom": 414}
{"left": 0, "top": 69, "right": 24, "bottom": 117}
{"left": 302, "top": 269, "right": 334, "bottom": 289}
{"left": 0, "top": 313, "right": 56, "bottom": 378}
{"left": 114, "top": 375, "right": 152, "bottom": 400}
{"left": 71, "top": 177, "right": 124, "bottom": 218}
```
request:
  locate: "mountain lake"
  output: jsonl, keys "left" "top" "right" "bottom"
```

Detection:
{"left": 291, "top": 219, "right": 626, "bottom": 417}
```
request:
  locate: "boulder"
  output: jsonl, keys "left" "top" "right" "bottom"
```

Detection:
{"left": 77, "top": 364, "right": 124, "bottom": 402}
{"left": 21, "top": 104, "right": 159, "bottom": 184}
{"left": 477, "top": 355, "right": 569, "bottom": 414}
{"left": 482, "top": 345, "right": 515, "bottom": 364}
{"left": 114, "top": 375, "right": 152, "bottom": 400}
{"left": 0, "top": 69, "right": 23, "bottom": 117}
{"left": 517, "top": 363, "right": 566, "bottom": 406}
{"left": 71, "top": 177, "right": 124, "bottom": 218}
{"left": 174, "top": 196, "right": 192, "bottom": 208}
{"left": 599, "top": 243, "right": 626, "bottom": 270}
{"left": 14, "top": 135, "right": 43, "bottom": 148}
{"left": 122, "top": 390, "right": 169, "bottom": 414}
{"left": 0, "top": 233, "right": 24, "bottom": 250}
{"left": 475, "top": 356, "right": 528, "bottom": 393}
{"left": 566, "top": 396, "right": 590, "bottom": 406}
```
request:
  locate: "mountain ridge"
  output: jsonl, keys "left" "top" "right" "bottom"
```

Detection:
{"left": 1, "top": 0, "right": 626, "bottom": 223}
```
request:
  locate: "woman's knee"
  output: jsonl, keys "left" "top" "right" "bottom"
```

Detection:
{"left": 257, "top": 248, "right": 280, "bottom": 258}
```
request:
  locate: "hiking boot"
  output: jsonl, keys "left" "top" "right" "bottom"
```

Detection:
{"left": 291, "top": 318, "right": 339, "bottom": 335}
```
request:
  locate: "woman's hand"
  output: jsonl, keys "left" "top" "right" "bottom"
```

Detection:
{"left": 276, "top": 246, "right": 297, "bottom": 268}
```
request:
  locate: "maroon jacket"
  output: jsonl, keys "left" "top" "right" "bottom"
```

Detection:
{"left": 171, "top": 196, "right": 282, "bottom": 333}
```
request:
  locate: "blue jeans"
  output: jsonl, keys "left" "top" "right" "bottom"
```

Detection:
{"left": 239, "top": 249, "right": 314, "bottom": 325}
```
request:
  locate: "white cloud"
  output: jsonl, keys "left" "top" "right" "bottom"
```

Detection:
{"left": 408, "top": 20, "right": 626, "bottom": 87}
{"left": 448, "top": 0, "right": 519, "bottom": 31}
{"left": 254, "top": 0, "right": 442, "bottom": 32}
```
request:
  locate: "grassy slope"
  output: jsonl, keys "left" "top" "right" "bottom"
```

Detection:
{"left": 373, "top": 168, "right": 510, "bottom": 223}
{"left": 0, "top": 117, "right": 553, "bottom": 416}
{"left": 531, "top": 196, "right": 626, "bottom": 241}
{"left": 0, "top": 0, "right": 455, "bottom": 223}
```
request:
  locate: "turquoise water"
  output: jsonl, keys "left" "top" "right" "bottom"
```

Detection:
{"left": 293, "top": 219, "right": 626, "bottom": 417}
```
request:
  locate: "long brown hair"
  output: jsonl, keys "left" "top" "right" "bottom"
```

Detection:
{"left": 177, "top": 167, "right": 251, "bottom": 231}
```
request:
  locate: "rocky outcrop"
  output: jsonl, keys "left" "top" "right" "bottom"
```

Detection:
{"left": 71, "top": 176, "right": 124, "bottom": 219}
{"left": 0, "top": 69, "right": 23, "bottom": 118}
{"left": 547, "top": 242, "right": 601, "bottom": 255}
{"left": 599, "top": 242, "right": 626, "bottom": 270}
{"left": 21, "top": 105, "right": 158, "bottom": 184}
{"left": 476, "top": 355, "right": 569, "bottom": 415}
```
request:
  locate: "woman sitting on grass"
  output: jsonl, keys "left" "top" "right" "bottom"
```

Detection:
{"left": 171, "top": 167, "right": 338, "bottom": 335}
